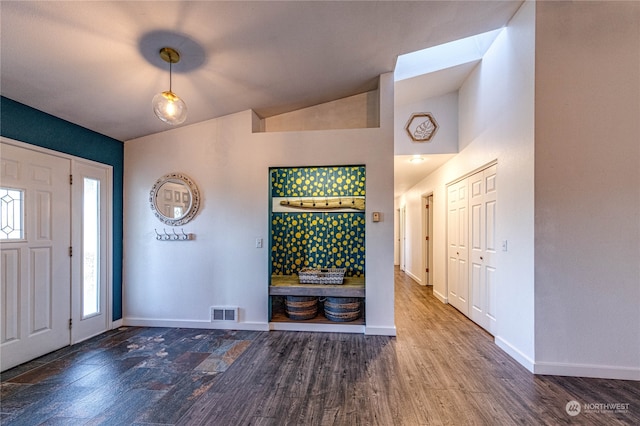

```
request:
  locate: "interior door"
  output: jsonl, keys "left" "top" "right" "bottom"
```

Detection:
{"left": 71, "top": 160, "right": 111, "bottom": 343}
{"left": 447, "top": 179, "right": 469, "bottom": 315}
{"left": 399, "top": 206, "right": 406, "bottom": 272}
{"left": 423, "top": 195, "right": 433, "bottom": 286}
{"left": 1, "top": 142, "right": 71, "bottom": 371}
{"left": 469, "top": 165, "right": 497, "bottom": 334}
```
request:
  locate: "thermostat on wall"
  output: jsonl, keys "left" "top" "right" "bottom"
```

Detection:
{"left": 372, "top": 212, "right": 381, "bottom": 222}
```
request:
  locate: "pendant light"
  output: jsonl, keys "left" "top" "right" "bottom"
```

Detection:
{"left": 152, "top": 47, "right": 187, "bottom": 125}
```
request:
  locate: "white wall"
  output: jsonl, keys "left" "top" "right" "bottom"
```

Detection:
{"left": 534, "top": 1, "right": 640, "bottom": 380}
{"left": 394, "top": 90, "right": 459, "bottom": 155}
{"left": 123, "top": 73, "right": 396, "bottom": 336}
{"left": 397, "top": 1, "right": 536, "bottom": 368}
{"left": 263, "top": 90, "right": 379, "bottom": 132}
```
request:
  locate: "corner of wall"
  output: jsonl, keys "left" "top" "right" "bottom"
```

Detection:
{"left": 250, "top": 109, "right": 265, "bottom": 133}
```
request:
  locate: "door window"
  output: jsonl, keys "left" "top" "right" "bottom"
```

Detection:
{"left": 0, "top": 187, "right": 24, "bottom": 240}
{"left": 82, "top": 177, "right": 100, "bottom": 318}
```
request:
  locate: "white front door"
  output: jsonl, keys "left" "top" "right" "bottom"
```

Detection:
{"left": 1, "top": 143, "right": 71, "bottom": 371}
{"left": 71, "top": 161, "right": 111, "bottom": 343}
{"left": 469, "top": 165, "right": 498, "bottom": 334}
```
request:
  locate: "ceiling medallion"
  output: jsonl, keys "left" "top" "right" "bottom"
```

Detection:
{"left": 405, "top": 112, "right": 439, "bottom": 142}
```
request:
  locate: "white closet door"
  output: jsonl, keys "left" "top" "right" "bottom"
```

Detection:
{"left": 469, "top": 165, "right": 497, "bottom": 334}
{"left": 1, "top": 142, "right": 71, "bottom": 371}
{"left": 447, "top": 178, "right": 469, "bottom": 316}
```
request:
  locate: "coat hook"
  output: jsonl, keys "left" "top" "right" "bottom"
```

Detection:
{"left": 154, "top": 227, "right": 194, "bottom": 241}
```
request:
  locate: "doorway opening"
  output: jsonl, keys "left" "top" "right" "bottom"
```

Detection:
{"left": 422, "top": 194, "right": 433, "bottom": 286}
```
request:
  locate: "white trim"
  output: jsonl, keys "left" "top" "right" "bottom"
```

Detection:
{"left": 405, "top": 269, "right": 423, "bottom": 285}
{"left": 445, "top": 159, "right": 499, "bottom": 187}
{"left": 421, "top": 192, "right": 434, "bottom": 287}
{"left": 73, "top": 330, "right": 110, "bottom": 345}
{"left": 534, "top": 361, "right": 640, "bottom": 381}
{"left": 111, "top": 319, "right": 124, "bottom": 329}
{"left": 495, "top": 336, "right": 535, "bottom": 373}
{"left": 124, "top": 317, "right": 270, "bottom": 331}
{"left": 433, "top": 288, "right": 448, "bottom": 303}
{"left": 106, "top": 166, "right": 114, "bottom": 331}
{"left": 271, "top": 322, "right": 365, "bottom": 334}
{"left": 365, "top": 325, "right": 397, "bottom": 336}
{"left": 70, "top": 158, "right": 113, "bottom": 344}
{"left": 1, "top": 137, "right": 112, "bottom": 167}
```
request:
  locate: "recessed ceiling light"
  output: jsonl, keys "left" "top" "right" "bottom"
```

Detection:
{"left": 409, "top": 155, "right": 425, "bottom": 164}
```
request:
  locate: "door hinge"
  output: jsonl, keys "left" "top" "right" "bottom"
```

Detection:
{"left": 425, "top": 205, "right": 429, "bottom": 209}
{"left": 425, "top": 236, "right": 429, "bottom": 241}
{"left": 68, "top": 318, "right": 72, "bottom": 330}
{"left": 69, "top": 174, "right": 73, "bottom": 185}
{"left": 69, "top": 246, "right": 73, "bottom": 257}
{"left": 426, "top": 268, "right": 429, "bottom": 273}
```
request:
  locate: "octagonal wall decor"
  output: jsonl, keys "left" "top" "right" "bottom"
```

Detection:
{"left": 405, "top": 112, "right": 439, "bottom": 142}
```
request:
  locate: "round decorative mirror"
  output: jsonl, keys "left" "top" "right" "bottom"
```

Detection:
{"left": 149, "top": 172, "right": 200, "bottom": 226}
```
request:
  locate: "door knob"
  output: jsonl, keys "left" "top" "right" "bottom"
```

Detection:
{"left": 480, "top": 256, "right": 484, "bottom": 260}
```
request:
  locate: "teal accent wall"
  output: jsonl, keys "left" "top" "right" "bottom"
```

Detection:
{"left": 1, "top": 96, "right": 124, "bottom": 321}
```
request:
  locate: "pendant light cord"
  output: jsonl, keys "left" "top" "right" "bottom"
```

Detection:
{"left": 169, "top": 60, "right": 173, "bottom": 93}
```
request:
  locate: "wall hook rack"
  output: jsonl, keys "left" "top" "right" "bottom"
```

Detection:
{"left": 155, "top": 228, "right": 194, "bottom": 241}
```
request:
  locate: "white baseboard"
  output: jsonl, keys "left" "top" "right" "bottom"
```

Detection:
{"left": 405, "top": 270, "right": 422, "bottom": 285}
{"left": 494, "top": 337, "right": 639, "bottom": 381}
{"left": 495, "top": 336, "right": 535, "bottom": 373}
{"left": 111, "top": 319, "right": 123, "bottom": 329}
{"left": 123, "top": 317, "right": 270, "bottom": 331}
{"left": 432, "top": 289, "right": 448, "bottom": 304}
{"left": 534, "top": 361, "right": 640, "bottom": 381}
{"left": 365, "top": 325, "right": 397, "bottom": 336}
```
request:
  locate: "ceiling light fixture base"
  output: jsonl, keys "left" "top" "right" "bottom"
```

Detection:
{"left": 159, "top": 47, "right": 181, "bottom": 64}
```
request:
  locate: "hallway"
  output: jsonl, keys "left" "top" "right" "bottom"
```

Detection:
{"left": 1, "top": 269, "right": 638, "bottom": 424}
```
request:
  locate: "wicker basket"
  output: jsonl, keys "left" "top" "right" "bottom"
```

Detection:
{"left": 285, "top": 296, "right": 318, "bottom": 320}
{"left": 324, "top": 297, "right": 361, "bottom": 322}
{"left": 298, "top": 268, "right": 346, "bottom": 285}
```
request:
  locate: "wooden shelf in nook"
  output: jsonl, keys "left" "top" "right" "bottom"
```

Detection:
{"left": 269, "top": 275, "right": 365, "bottom": 298}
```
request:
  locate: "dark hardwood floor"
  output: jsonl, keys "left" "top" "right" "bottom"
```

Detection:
{"left": 2, "top": 268, "right": 638, "bottom": 425}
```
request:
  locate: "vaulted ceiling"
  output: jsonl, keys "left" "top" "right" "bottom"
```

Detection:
{"left": 1, "top": 1, "right": 522, "bottom": 142}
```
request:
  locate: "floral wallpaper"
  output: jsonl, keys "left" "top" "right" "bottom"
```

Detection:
{"left": 270, "top": 166, "right": 366, "bottom": 277}
{"left": 271, "top": 166, "right": 365, "bottom": 197}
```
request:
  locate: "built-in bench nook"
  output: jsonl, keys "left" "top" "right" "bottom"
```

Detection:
{"left": 268, "top": 166, "right": 366, "bottom": 329}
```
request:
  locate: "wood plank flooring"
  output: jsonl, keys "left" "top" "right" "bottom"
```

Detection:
{"left": 1, "top": 268, "right": 638, "bottom": 425}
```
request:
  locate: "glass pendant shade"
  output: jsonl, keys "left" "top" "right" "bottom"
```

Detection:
{"left": 153, "top": 90, "right": 187, "bottom": 125}
{"left": 152, "top": 47, "right": 187, "bottom": 125}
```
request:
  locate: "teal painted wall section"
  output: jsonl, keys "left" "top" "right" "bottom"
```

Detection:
{"left": 1, "top": 96, "right": 124, "bottom": 321}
